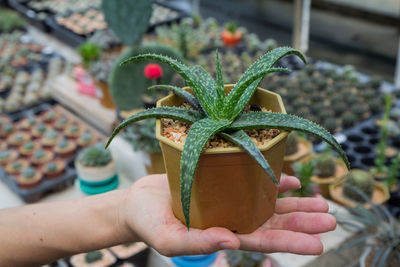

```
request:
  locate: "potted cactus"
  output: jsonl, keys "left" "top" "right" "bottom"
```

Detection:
{"left": 77, "top": 42, "right": 101, "bottom": 69}
{"left": 330, "top": 170, "right": 389, "bottom": 208}
{"left": 75, "top": 143, "right": 118, "bottom": 195}
{"left": 221, "top": 21, "right": 242, "bottom": 47}
{"left": 225, "top": 250, "right": 270, "bottom": 267}
{"left": 106, "top": 47, "right": 349, "bottom": 233}
{"left": 282, "top": 131, "right": 313, "bottom": 175}
{"left": 308, "top": 152, "right": 348, "bottom": 198}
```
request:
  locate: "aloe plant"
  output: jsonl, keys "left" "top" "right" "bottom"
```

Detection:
{"left": 106, "top": 47, "right": 349, "bottom": 229}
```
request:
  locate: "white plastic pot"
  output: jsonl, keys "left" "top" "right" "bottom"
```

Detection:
{"left": 75, "top": 159, "right": 117, "bottom": 182}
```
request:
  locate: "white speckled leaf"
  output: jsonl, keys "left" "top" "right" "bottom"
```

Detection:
{"left": 120, "top": 54, "right": 217, "bottom": 119}
{"left": 105, "top": 107, "right": 204, "bottom": 148}
{"left": 215, "top": 50, "right": 226, "bottom": 109}
{"left": 148, "top": 85, "right": 203, "bottom": 111}
{"left": 180, "top": 118, "right": 230, "bottom": 228}
{"left": 224, "top": 47, "right": 305, "bottom": 118}
{"left": 219, "top": 130, "right": 278, "bottom": 184}
{"left": 229, "top": 112, "right": 350, "bottom": 169}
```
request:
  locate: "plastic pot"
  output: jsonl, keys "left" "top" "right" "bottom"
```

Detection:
{"left": 94, "top": 81, "right": 115, "bottom": 109}
{"left": 144, "top": 152, "right": 166, "bottom": 174}
{"left": 75, "top": 159, "right": 119, "bottom": 195}
{"left": 156, "top": 84, "right": 289, "bottom": 233}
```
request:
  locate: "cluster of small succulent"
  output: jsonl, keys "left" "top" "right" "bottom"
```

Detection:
{"left": 262, "top": 64, "right": 384, "bottom": 133}
{"left": 78, "top": 143, "right": 112, "bottom": 167}
{"left": 284, "top": 132, "right": 299, "bottom": 156}
{"left": 313, "top": 153, "right": 336, "bottom": 177}
{"left": 28, "top": 0, "right": 101, "bottom": 16}
{"left": 342, "top": 170, "right": 374, "bottom": 203}
{"left": 226, "top": 250, "right": 266, "bottom": 267}
{"left": 0, "top": 57, "right": 67, "bottom": 113}
{"left": 123, "top": 119, "right": 161, "bottom": 154}
{"left": 0, "top": 8, "right": 26, "bottom": 33}
{"left": 0, "top": 31, "right": 44, "bottom": 68}
{"left": 56, "top": 9, "right": 107, "bottom": 36}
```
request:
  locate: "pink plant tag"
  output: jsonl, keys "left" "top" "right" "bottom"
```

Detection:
{"left": 74, "top": 66, "right": 97, "bottom": 97}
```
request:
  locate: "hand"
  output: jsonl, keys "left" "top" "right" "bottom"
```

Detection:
{"left": 120, "top": 174, "right": 336, "bottom": 257}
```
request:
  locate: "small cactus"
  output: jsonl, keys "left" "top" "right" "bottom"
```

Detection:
{"left": 323, "top": 118, "right": 338, "bottom": 133}
{"left": 313, "top": 153, "right": 336, "bottom": 178}
{"left": 343, "top": 170, "right": 374, "bottom": 203}
{"left": 78, "top": 143, "right": 112, "bottom": 167}
{"left": 342, "top": 112, "right": 357, "bottom": 128}
{"left": 85, "top": 251, "right": 103, "bottom": 264}
{"left": 285, "top": 132, "right": 298, "bottom": 156}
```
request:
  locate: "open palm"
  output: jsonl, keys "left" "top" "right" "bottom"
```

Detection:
{"left": 121, "top": 174, "right": 336, "bottom": 257}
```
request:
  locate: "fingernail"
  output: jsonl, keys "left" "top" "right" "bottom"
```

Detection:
{"left": 219, "top": 241, "right": 234, "bottom": 250}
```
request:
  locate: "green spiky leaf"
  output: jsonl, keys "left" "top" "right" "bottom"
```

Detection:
{"left": 224, "top": 47, "right": 305, "bottom": 118}
{"left": 148, "top": 85, "right": 202, "bottom": 111}
{"left": 215, "top": 50, "right": 226, "bottom": 108}
{"left": 121, "top": 54, "right": 217, "bottom": 119}
{"left": 105, "top": 107, "right": 204, "bottom": 148}
{"left": 180, "top": 118, "right": 230, "bottom": 228}
{"left": 219, "top": 130, "right": 278, "bottom": 184}
{"left": 229, "top": 112, "right": 350, "bottom": 169}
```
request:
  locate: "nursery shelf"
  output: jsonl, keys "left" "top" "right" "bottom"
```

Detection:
{"left": 51, "top": 74, "right": 117, "bottom": 135}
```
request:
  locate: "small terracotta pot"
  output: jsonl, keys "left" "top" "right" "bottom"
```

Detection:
{"left": 329, "top": 178, "right": 389, "bottom": 209}
{"left": 95, "top": 80, "right": 115, "bottom": 109}
{"left": 282, "top": 137, "right": 313, "bottom": 175}
{"left": 156, "top": 84, "right": 289, "bottom": 233}
{"left": 303, "top": 154, "right": 348, "bottom": 199}
{"left": 144, "top": 152, "right": 165, "bottom": 174}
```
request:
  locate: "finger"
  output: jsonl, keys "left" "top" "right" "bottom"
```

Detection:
{"left": 265, "top": 212, "right": 336, "bottom": 234}
{"left": 154, "top": 224, "right": 240, "bottom": 257}
{"left": 279, "top": 176, "right": 300, "bottom": 193}
{"left": 275, "top": 197, "right": 329, "bottom": 214}
{"left": 238, "top": 229, "right": 323, "bottom": 255}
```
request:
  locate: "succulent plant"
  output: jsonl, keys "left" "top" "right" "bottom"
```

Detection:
{"left": 285, "top": 132, "right": 298, "bottom": 156}
{"left": 45, "top": 162, "right": 58, "bottom": 172}
{"left": 335, "top": 189, "right": 400, "bottom": 267}
{"left": 109, "top": 43, "right": 184, "bottom": 111}
{"left": 292, "top": 161, "right": 316, "bottom": 197}
{"left": 322, "top": 118, "right": 338, "bottom": 133}
{"left": 0, "top": 150, "right": 10, "bottom": 159}
{"left": 374, "top": 94, "right": 391, "bottom": 174}
{"left": 78, "top": 143, "right": 112, "bottom": 167}
{"left": 85, "top": 251, "right": 103, "bottom": 264}
{"left": 341, "top": 112, "right": 357, "bottom": 128}
{"left": 226, "top": 250, "right": 266, "bottom": 267}
{"left": 101, "top": 0, "right": 152, "bottom": 46}
{"left": 342, "top": 170, "right": 374, "bottom": 203}
{"left": 33, "top": 149, "right": 45, "bottom": 159}
{"left": 0, "top": 9, "right": 26, "bottom": 32}
{"left": 106, "top": 47, "right": 349, "bottom": 228}
{"left": 77, "top": 42, "right": 101, "bottom": 69}
{"left": 313, "top": 153, "right": 336, "bottom": 178}
{"left": 351, "top": 104, "right": 368, "bottom": 118}
{"left": 368, "top": 98, "right": 382, "bottom": 113}
{"left": 333, "top": 102, "right": 347, "bottom": 116}
{"left": 123, "top": 119, "right": 161, "bottom": 154}
{"left": 21, "top": 167, "right": 35, "bottom": 179}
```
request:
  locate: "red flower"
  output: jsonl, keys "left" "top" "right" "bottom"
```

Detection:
{"left": 144, "top": 63, "right": 163, "bottom": 79}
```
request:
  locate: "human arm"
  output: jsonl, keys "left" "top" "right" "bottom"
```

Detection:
{"left": 0, "top": 174, "right": 336, "bottom": 266}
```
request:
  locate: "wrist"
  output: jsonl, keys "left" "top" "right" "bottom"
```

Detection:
{"left": 115, "top": 188, "right": 140, "bottom": 244}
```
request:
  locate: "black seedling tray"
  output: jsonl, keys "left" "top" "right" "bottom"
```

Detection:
{"left": 8, "top": 0, "right": 51, "bottom": 32}
{"left": 60, "top": 247, "right": 150, "bottom": 267}
{"left": 0, "top": 103, "right": 77, "bottom": 203}
{"left": 45, "top": 1, "right": 188, "bottom": 47}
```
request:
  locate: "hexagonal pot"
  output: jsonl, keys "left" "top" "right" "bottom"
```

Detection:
{"left": 155, "top": 84, "right": 289, "bottom": 234}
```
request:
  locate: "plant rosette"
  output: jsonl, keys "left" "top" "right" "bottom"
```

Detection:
{"left": 0, "top": 149, "right": 18, "bottom": 166}
{"left": 43, "top": 160, "right": 65, "bottom": 179}
{"left": 282, "top": 136, "right": 313, "bottom": 176}
{"left": 329, "top": 177, "right": 389, "bottom": 209}
{"left": 75, "top": 158, "right": 118, "bottom": 195}
{"left": 7, "top": 132, "right": 31, "bottom": 147}
{"left": 31, "top": 149, "right": 54, "bottom": 166}
{"left": 106, "top": 48, "right": 349, "bottom": 233}
{"left": 305, "top": 154, "right": 348, "bottom": 199}
{"left": 5, "top": 159, "right": 29, "bottom": 175}
{"left": 70, "top": 249, "right": 116, "bottom": 267}
{"left": 17, "top": 167, "right": 43, "bottom": 189}
{"left": 221, "top": 22, "right": 242, "bottom": 46}
{"left": 19, "top": 141, "right": 41, "bottom": 157}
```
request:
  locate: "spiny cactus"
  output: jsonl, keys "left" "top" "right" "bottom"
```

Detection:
{"left": 106, "top": 47, "right": 349, "bottom": 228}
{"left": 285, "top": 132, "right": 298, "bottom": 156}
{"left": 77, "top": 42, "right": 101, "bottom": 69}
{"left": 78, "top": 143, "right": 112, "bottom": 167}
{"left": 101, "top": 0, "right": 152, "bottom": 46}
{"left": 313, "top": 153, "right": 336, "bottom": 178}
{"left": 343, "top": 170, "right": 374, "bottom": 203}
{"left": 109, "top": 43, "right": 184, "bottom": 111}
{"left": 341, "top": 112, "right": 357, "bottom": 128}
{"left": 323, "top": 118, "right": 338, "bottom": 133}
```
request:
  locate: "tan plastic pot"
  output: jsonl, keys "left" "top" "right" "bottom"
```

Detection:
{"left": 155, "top": 84, "right": 289, "bottom": 233}
{"left": 144, "top": 152, "right": 166, "bottom": 174}
{"left": 95, "top": 81, "right": 115, "bottom": 109}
